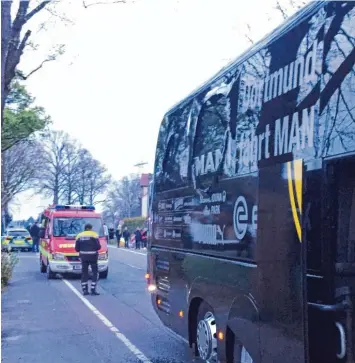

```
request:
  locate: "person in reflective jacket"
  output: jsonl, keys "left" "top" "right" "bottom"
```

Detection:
{"left": 75, "top": 223, "right": 101, "bottom": 296}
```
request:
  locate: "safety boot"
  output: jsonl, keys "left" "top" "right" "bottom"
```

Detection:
{"left": 91, "top": 282, "right": 100, "bottom": 295}
{"left": 82, "top": 282, "right": 89, "bottom": 296}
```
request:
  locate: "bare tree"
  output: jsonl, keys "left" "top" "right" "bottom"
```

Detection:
{"left": 62, "top": 140, "right": 80, "bottom": 204}
{"left": 37, "top": 131, "right": 110, "bottom": 206}
{"left": 38, "top": 130, "right": 71, "bottom": 204}
{"left": 104, "top": 174, "right": 140, "bottom": 219}
{"left": 71, "top": 149, "right": 110, "bottom": 205}
{"left": 1, "top": 140, "right": 43, "bottom": 209}
{"left": 86, "top": 158, "right": 111, "bottom": 205}
{"left": 72, "top": 148, "right": 92, "bottom": 205}
{"left": 102, "top": 202, "right": 120, "bottom": 227}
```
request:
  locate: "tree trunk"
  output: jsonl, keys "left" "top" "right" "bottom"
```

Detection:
{"left": 53, "top": 175, "right": 59, "bottom": 204}
{"left": 1, "top": 1, "right": 12, "bottom": 125}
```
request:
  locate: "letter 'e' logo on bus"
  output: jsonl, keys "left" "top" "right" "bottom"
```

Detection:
{"left": 233, "top": 196, "right": 248, "bottom": 240}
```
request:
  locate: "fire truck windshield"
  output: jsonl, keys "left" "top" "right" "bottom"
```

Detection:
{"left": 53, "top": 217, "right": 104, "bottom": 238}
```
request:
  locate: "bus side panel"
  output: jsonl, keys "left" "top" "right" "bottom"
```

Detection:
{"left": 256, "top": 162, "right": 306, "bottom": 363}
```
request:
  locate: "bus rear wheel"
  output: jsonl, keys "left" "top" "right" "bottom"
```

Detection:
{"left": 195, "top": 301, "right": 218, "bottom": 363}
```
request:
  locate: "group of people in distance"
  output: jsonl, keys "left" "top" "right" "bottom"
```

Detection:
{"left": 108, "top": 225, "right": 147, "bottom": 250}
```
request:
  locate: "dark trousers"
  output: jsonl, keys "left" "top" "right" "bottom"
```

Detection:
{"left": 125, "top": 238, "right": 129, "bottom": 248}
{"left": 135, "top": 240, "right": 141, "bottom": 249}
{"left": 32, "top": 238, "right": 39, "bottom": 252}
{"left": 81, "top": 258, "right": 98, "bottom": 291}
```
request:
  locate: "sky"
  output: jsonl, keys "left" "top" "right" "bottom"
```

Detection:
{"left": 11, "top": 0, "right": 303, "bottom": 219}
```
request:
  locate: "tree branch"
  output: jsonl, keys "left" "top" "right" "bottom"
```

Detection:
{"left": 94, "top": 199, "right": 106, "bottom": 205}
{"left": 4, "top": 30, "right": 31, "bottom": 98}
{"left": 83, "top": 0, "right": 126, "bottom": 8}
{"left": 12, "top": 1, "right": 30, "bottom": 32}
{"left": 245, "top": 24, "right": 254, "bottom": 45}
{"left": 24, "top": 1, "right": 52, "bottom": 23}
{"left": 275, "top": 0, "right": 289, "bottom": 20}
{"left": 20, "top": 57, "right": 55, "bottom": 80}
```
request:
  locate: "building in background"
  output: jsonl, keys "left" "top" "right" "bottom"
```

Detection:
{"left": 140, "top": 173, "right": 152, "bottom": 218}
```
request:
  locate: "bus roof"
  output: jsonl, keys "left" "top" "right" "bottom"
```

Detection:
{"left": 164, "top": 0, "right": 323, "bottom": 118}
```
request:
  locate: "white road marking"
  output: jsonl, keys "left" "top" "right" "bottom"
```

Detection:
{"left": 108, "top": 245, "right": 146, "bottom": 256}
{"left": 63, "top": 279, "right": 152, "bottom": 363}
{"left": 126, "top": 263, "right": 143, "bottom": 270}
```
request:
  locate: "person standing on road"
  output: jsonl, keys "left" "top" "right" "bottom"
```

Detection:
{"left": 134, "top": 227, "right": 142, "bottom": 250}
{"left": 103, "top": 223, "right": 109, "bottom": 243}
{"left": 30, "top": 221, "right": 40, "bottom": 253}
{"left": 108, "top": 227, "right": 115, "bottom": 240}
{"left": 141, "top": 228, "right": 147, "bottom": 249}
{"left": 116, "top": 225, "right": 122, "bottom": 247}
{"left": 75, "top": 223, "right": 101, "bottom": 296}
{"left": 122, "top": 227, "right": 130, "bottom": 248}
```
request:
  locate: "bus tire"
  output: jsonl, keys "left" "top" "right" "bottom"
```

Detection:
{"left": 195, "top": 301, "right": 218, "bottom": 362}
{"left": 40, "top": 255, "right": 46, "bottom": 273}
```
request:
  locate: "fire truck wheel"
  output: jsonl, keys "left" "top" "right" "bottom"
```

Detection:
{"left": 40, "top": 255, "right": 46, "bottom": 273}
{"left": 99, "top": 268, "right": 108, "bottom": 279}
{"left": 46, "top": 261, "right": 56, "bottom": 279}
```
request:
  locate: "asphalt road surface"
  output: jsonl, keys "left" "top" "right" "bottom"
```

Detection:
{"left": 1, "top": 246, "right": 196, "bottom": 363}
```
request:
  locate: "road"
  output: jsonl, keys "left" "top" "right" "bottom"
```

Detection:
{"left": 1, "top": 246, "right": 195, "bottom": 363}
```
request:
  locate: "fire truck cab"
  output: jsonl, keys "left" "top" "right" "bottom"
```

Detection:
{"left": 39, "top": 204, "right": 109, "bottom": 279}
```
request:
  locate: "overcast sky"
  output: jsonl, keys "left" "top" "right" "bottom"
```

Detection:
{"left": 12, "top": 0, "right": 303, "bottom": 219}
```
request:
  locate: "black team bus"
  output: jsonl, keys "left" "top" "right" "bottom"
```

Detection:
{"left": 146, "top": 2, "right": 355, "bottom": 363}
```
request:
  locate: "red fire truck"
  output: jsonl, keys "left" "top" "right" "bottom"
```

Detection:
{"left": 38, "top": 204, "right": 109, "bottom": 279}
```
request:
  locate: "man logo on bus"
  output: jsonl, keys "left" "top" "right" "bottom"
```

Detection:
{"left": 233, "top": 196, "right": 248, "bottom": 240}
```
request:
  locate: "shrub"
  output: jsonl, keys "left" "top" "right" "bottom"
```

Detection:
{"left": 1, "top": 251, "right": 18, "bottom": 289}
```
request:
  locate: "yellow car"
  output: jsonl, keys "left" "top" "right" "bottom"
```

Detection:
{"left": 2, "top": 228, "right": 33, "bottom": 252}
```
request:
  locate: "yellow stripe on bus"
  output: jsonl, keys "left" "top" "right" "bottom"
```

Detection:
{"left": 287, "top": 160, "right": 302, "bottom": 243}
{"left": 294, "top": 159, "right": 303, "bottom": 214}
